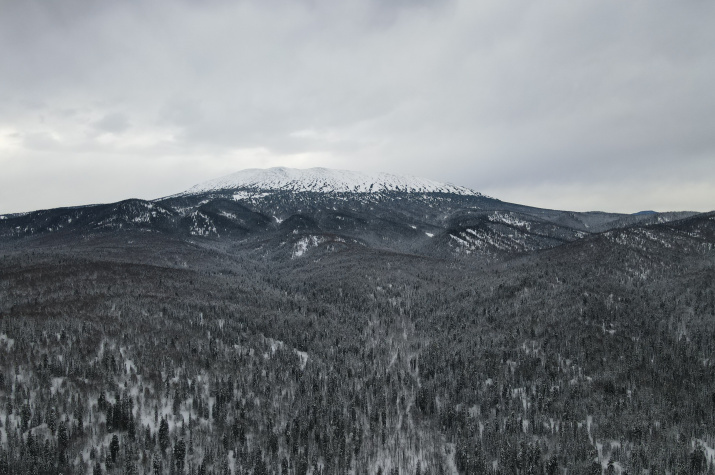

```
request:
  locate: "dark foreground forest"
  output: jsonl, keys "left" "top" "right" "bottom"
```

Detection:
{"left": 1, "top": 211, "right": 715, "bottom": 475}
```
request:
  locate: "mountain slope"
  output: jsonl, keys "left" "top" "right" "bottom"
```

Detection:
{"left": 1, "top": 169, "right": 714, "bottom": 474}
{"left": 0, "top": 167, "right": 705, "bottom": 261}
{"left": 181, "top": 166, "right": 480, "bottom": 196}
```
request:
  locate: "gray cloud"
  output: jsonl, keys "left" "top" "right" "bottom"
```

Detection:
{"left": 1, "top": 0, "right": 714, "bottom": 214}
{"left": 93, "top": 112, "right": 130, "bottom": 134}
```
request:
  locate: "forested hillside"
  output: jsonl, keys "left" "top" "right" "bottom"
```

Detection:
{"left": 1, "top": 210, "right": 714, "bottom": 474}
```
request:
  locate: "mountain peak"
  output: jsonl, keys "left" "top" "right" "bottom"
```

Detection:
{"left": 182, "top": 167, "right": 480, "bottom": 196}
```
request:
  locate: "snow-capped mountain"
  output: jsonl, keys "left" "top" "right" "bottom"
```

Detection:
{"left": 0, "top": 166, "right": 705, "bottom": 261}
{"left": 181, "top": 167, "right": 480, "bottom": 196}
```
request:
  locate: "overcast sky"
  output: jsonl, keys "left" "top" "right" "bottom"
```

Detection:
{"left": 1, "top": 0, "right": 714, "bottom": 214}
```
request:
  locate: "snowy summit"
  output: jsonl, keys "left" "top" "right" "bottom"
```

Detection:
{"left": 182, "top": 167, "right": 480, "bottom": 196}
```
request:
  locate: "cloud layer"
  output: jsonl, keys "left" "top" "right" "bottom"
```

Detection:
{"left": 1, "top": 0, "right": 714, "bottom": 214}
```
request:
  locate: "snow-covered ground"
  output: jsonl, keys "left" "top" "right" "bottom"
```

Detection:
{"left": 0, "top": 333, "right": 14, "bottom": 350}
{"left": 488, "top": 212, "right": 531, "bottom": 230}
{"left": 293, "top": 235, "right": 326, "bottom": 258}
{"left": 182, "top": 167, "right": 482, "bottom": 196}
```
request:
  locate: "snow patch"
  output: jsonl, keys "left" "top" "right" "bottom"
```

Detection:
{"left": 293, "top": 235, "right": 326, "bottom": 258}
{"left": 488, "top": 212, "right": 531, "bottom": 230}
{"left": 0, "top": 333, "right": 14, "bottom": 350}
{"left": 233, "top": 191, "right": 272, "bottom": 200}
{"left": 295, "top": 350, "right": 309, "bottom": 369}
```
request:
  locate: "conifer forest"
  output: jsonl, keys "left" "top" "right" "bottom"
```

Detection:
{"left": 1, "top": 188, "right": 714, "bottom": 475}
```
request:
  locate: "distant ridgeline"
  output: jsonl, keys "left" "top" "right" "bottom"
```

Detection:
{"left": 0, "top": 167, "right": 706, "bottom": 259}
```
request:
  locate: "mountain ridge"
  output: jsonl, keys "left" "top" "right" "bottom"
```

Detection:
{"left": 179, "top": 166, "right": 482, "bottom": 196}
{"left": 0, "top": 167, "right": 705, "bottom": 261}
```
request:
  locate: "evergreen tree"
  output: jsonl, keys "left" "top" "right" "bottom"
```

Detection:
{"left": 690, "top": 447, "right": 707, "bottom": 474}
{"left": 153, "top": 453, "right": 163, "bottom": 475}
{"left": 159, "top": 418, "right": 170, "bottom": 452}
{"left": 174, "top": 438, "right": 186, "bottom": 474}
{"left": 110, "top": 435, "right": 120, "bottom": 464}
{"left": 57, "top": 421, "right": 69, "bottom": 454}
